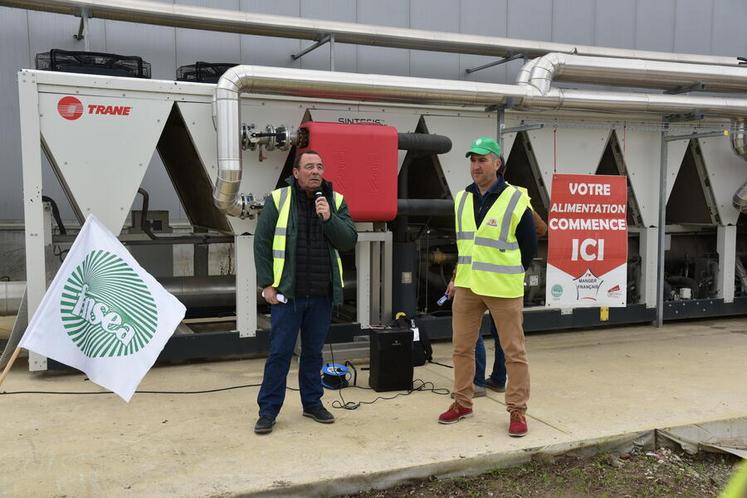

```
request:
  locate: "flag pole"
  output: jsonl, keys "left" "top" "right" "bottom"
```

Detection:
{"left": 0, "top": 347, "right": 21, "bottom": 388}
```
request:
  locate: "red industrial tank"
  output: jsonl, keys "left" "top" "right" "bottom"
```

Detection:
{"left": 297, "top": 121, "right": 398, "bottom": 221}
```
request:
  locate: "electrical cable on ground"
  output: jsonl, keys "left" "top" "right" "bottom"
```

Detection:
{"left": 1, "top": 348, "right": 456, "bottom": 399}
{"left": 330, "top": 379, "right": 450, "bottom": 410}
{"left": 0, "top": 383, "right": 263, "bottom": 396}
{"left": 0, "top": 381, "right": 452, "bottom": 401}
{"left": 326, "top": 342, "right": 451, "bottom": 411}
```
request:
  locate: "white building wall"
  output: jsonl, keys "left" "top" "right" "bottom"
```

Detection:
{"left": 0, "top": 0, "right": 745, "bottom": 226}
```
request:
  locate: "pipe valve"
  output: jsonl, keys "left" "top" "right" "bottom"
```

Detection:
{"left": 240, "top": 124, "right": 298, "bottom": 160}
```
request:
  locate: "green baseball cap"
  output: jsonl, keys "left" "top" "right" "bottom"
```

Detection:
{"left": 465, "top": 136, "right": 501, "bottom": 158}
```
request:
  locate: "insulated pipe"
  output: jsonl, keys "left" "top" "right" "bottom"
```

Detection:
{"left": 732, "top": 119, "right": 747, "bottom": 158}
{"left": 532, "top": 87, "right": 747, "bottom": 115}
{"left": 212, "top": 65, "right": 525, "bottom": 215}
{"left": 0, "top": 0, "right": 739, "bottom": 67}
{"left": 520, "top": 53, "right": 747, "bottom": 94}
{"left": 158, "top": 275, "right": 357, "bottom": 312}
{"left": 159, "top": 276, "right": 236, "bottom": 311}
{"left": 515, "top": 55, "right": 747, "bottom": 214}
{"left": 397, "top": 133, "right": 452, "bottom": 155}
{"left": 213, "top": 70, "right": 245, "bottom": 217}
{"left": 213, "top": 65, "right": 747, "bottom": 216}
{"left": 733, "top": 182, "right": 747, "bottom": 214}
{"left": 516, "top": 57, "right": 539, "bottom": 87}
{"left": 397, "top": 199, "right": 454, "bottom": 216}
{"left": 731, "top": 119, "right": 747, "bottom": 213}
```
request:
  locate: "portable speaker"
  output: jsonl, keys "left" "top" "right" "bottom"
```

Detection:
{"left": 368, "top": 329, "right": 414, "bottom": 392}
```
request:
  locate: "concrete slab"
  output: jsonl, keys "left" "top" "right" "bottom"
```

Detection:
{"left": 1, "top": 317, "right": 746, "bottom": 497}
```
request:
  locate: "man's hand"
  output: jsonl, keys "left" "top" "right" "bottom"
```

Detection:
{"left": 262, "top": 286, "right": 280, "bottom": 305}
{"left": 315, "top": 196, "right": 331, "bottom": 221}
{"left": 532, "top": 209, "right": 547, "bottom": 238}
{"left": 446, "top": 279, "right": 456, "bottom": 300}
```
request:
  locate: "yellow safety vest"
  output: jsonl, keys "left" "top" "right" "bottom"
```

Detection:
{"left": 454, "top": 185, "right": 530, "bottom": 298}
{"left": 270, "top": 187, "right": 345, "bottom": 289}
{"left": 510, "top": 184, "right": 532, "bottom": 209}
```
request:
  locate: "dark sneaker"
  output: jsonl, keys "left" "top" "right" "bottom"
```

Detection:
{"left": 485, "top": 377, "right": 506, "bottom": 393}
{"left": 303, "top": 405, "right": 335, "bottom": 424}
{"left": 438, "top": 402, "right": 473, "bottom": 424}
{"left": 450, "top": 384, "right": 486, "bottom": 399}
{"left": 254, "top": 415, "right": 276, "bottom": 434}
{"left": 508, "top": 411, "right": 528, "bottom": 437}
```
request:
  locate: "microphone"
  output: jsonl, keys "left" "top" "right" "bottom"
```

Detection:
{"left": 314, "top": 191, "right": 324, "bottom": 219}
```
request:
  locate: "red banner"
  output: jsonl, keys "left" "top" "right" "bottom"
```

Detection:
{"left": 546, "top": 174, "right": 628, "bottom": 307}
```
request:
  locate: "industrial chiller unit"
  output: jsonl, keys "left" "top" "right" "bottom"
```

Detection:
{"left": 16, "top": 56, "right": 747, "bottom": 370}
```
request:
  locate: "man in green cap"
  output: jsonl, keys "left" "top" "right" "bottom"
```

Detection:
{"left": 438, "top": 136, "right": 537, "bottom": 437}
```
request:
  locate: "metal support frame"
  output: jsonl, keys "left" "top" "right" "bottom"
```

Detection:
{"left": 73, "top": 7, "right": 90, "bottom": 51}
{"left": 496, "top": 106, "right": 543, "bottom": 150}
{"left": 382, "top": 232, "right": 393, "bottom": 322}
{"left": 501, "top": 123, "right": 544, "bottom": 135}
{"left": 235, "top": 234, "right": 256, "bottom": 338}
{"left": 664, "top": 82, "right": 706, "bottom": 95}
{"left": 496, "top": 106, "right": 505, "bottom": 150}
{"left": 18, "top": 72, "right": 47, "bottom": 371}
{"left": 639, "top": 227, "right": 659, "bottom": 308}
{"left": 690, "top": 140, "right": 722, "bottom": 225}
{"left": 717, "top": 225, "right": 737, "bottom": 303}
{"left": 355, "top": 230, "right": 393, "bottom": 329}
{"left": 412, "top": 296, "right": 747, "bottom": 341}
{"left": 656, "top": 126, "right": 729, "bottom": 327}
{"left": 664, "top": 111, "right": 705, "bottom": 122}
{"left": 664, "top": 130, "right": 727, "bottom": 142}
{"left": 664, "top": 296, "right": 747, "bottom": 319}
{"left": 291, "top": 33, "right": 335, "bottom": 71}
{"left": 356, "top": 235, "right": 370, "bottom": 329}
{"left": 329, "top": 34, "right": 334, "bottom": 71}
{"left": 465, "top": 52, "right": 525, "bottom": 74}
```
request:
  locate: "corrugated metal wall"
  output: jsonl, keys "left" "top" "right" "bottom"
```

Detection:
{"left": 1, "top": 0, "right": 746, "bottom": 223}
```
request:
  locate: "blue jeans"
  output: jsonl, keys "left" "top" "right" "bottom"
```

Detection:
{"left": 474, "top": 315, "right": 506, "bottom": 387}
{"left": 257, "top": 296, "right": 332, "bottom": 419}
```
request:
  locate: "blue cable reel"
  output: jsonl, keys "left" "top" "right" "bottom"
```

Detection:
{"left": 321, "top": 361, "right": 357, "bottom": 390}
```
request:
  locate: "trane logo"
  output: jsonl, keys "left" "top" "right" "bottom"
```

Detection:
{"left": 57, "top": 96, "right": 132, "bottom": 120}
{"left": 87, "top": 104, "right": 132, "bottom": 116}
{"left": 57, "top": 96, "right": 83, "bottom": 120}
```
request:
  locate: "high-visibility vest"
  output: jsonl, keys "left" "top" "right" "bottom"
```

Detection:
{"left": 510, "top": 184, "right": 531, "bottom": 208}
{"left": 454, "top": 185, "right": 530, "bottom": 298}
{"left": 270, "top": 187, "right": 345, "bottom": 289}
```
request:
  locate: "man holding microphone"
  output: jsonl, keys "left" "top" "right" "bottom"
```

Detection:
{"left": 253, "top": 150, "right": 357, "bottom": 434}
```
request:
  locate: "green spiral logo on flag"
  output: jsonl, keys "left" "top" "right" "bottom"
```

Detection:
{"left": 59, "top": 250, "right": 158, "bottom": 358}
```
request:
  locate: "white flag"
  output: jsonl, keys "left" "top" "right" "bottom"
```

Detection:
{"left": 20, "top": 214, "right": 186, "bottom": 401}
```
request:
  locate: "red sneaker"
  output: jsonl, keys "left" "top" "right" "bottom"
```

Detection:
{"left": 438, "top": 402, "right": 473, "bottom": 424}
{"left": 508, "top": 412, "right": 528, "bottom": 437}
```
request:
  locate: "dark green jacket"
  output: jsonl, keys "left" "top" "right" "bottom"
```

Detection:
{"left": 254, "top": 176, "right": 358, "bottom": 305}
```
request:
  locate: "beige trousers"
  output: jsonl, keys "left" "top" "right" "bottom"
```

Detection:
{"left": 451, "top": 286, "right": 529, "bottom": 414}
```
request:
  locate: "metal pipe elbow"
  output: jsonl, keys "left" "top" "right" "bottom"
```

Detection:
{"left": 213, "top": 65, "right": 253, "bottom": 217}
{"left": 731, "top": 118, "right": 747, "bottom": 158}
{"left": 516, "top": 57, "right": 540, "bottom": 86}
{"left": 528, "top": 52, "right": 565, "bottom": 95}
{"left": 731, "top": 119, "right": 747, "bottom": 213}
{"left": 213, "top": 175, "right": 244, "bottom": 218}
{"left": 733, "top": 181, "right": 747, "bottom": 213}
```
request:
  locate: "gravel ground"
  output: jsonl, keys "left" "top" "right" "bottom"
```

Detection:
{"left": 343, "top": 446, "right": 741, "bottom": 498}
